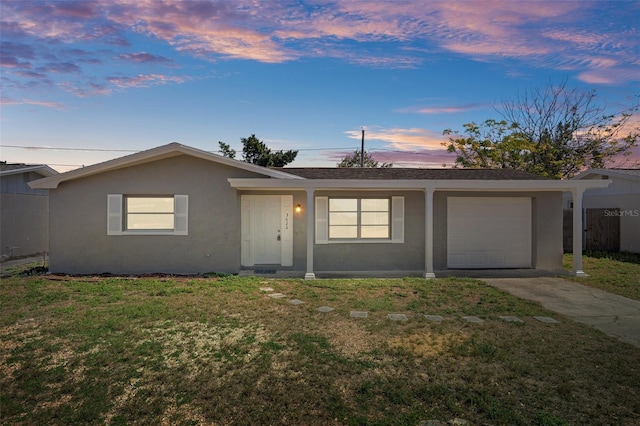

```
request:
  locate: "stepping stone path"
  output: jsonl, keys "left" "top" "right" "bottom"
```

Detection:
{"left": 534, "top": 316, "right": 560, "bottom": 324}
{"left": 268, "top": 293, "right": 286, "bottom": 299}
{"left": 462, "top": 316, "right": 484, "bottom": 323}
{"left": 499, "top": 315, "right": 524, "bottom": 323}
{"left": 259, "top": 287, "right": 560, "bottom": 327}
{"left": 388, "top": 313, "right": 408, "bottom": 321}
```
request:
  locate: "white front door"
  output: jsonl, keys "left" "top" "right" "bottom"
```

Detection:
{"left": 241, "top": 195, "right": 293, "bottom": 267}
{"left": 253, "top": 196, "right": 282, "bottom": 264}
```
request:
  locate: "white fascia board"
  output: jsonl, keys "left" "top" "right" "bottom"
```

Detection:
{"left": 228, "top": 178, "right": 612, "bottom": 192}
{"left": 29, "top": 142, "right": 303, "bottom": 189}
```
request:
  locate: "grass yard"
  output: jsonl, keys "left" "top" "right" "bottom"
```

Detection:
{"left": 563, "top": 251, "right": 640, "bottom": 301}
{"left": 1, "top": 266, "right": 639, "bottom": 426}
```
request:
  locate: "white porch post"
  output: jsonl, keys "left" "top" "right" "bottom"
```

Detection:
{"left": 424, "top": 188, "right": 436, "bottom": 279}
{"left": 572, "top": 187, "right": 588, "bottom": 277}
{"left": 304, "top": 187, "right": 316, "bottom": 280}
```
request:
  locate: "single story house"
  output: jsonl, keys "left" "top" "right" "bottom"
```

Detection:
{"left": 1, "top": 162, "right": 58, "bottom": 260}
{"left": 30, "top": 143, "right": 609, "bottom": 278}
{"left": 564, "top": 168, "right": 639, "bottom": 253}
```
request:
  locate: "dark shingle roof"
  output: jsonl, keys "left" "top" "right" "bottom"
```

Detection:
{"left": 278, "top": 168, "right": 549, "bottom": 180}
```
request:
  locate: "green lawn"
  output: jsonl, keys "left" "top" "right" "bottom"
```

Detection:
{"left": 564, "top": 251, "right": 640, "bottom": 301}
{"left": 1, "top": 268, "right": 639, "bottom": 425}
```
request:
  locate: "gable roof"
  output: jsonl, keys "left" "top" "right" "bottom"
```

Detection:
{"left": 0, "top": 163, "right": 58, "bottom": 178}
{"left": 29, "top": 142, "right": 304, "bottom": 189}
{"left": 280, "top": 167, "right": 549, "bottom": 180}
{"left": 572, "top": 168, "right": 640, "bottom": 182}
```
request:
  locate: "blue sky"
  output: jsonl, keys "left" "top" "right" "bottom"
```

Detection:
{"left": 1, "top": 0, "right": 639, "bottom": 172}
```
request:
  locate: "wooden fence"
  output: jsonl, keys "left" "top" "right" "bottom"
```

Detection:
{"left": 563, "top": 208, "right": 620, "bottom": 252}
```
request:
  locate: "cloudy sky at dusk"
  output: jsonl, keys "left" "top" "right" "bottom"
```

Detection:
{"left": 1, "top": 0, "right": 639, "bottom": 172}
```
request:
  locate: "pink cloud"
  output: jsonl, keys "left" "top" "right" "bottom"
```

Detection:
{"left": 1, "top": 0, "right": 637, "bottom": 104}
{"left": 118, "top": 52, "right": 174, "bottom": 64}
{"left": 0, "top": 97, "right": 64, "bottom": 109}
{"left": 39, "top": 62, "right": 81, "bottom": 73}
{"left": 345, "top": 127, "right": 447, "bottom": 151}
{"left": 608, "top": 143, "right": 640, "bottom": 168}
{"left": 398, "top": 104, "right": 485, "bottom": 114}
{"left": 374, "top": 149, "right": 457, "bottom": 168}
{"left": 578, "top": 67, "right": 639, "bottom": 85}
{"left": 104, "top": 0, "right": 294, "bottom": 63}
{"left": 106, "top": 73, "right": 188, "bottom": 89}
{"left": 322, "top": 147, "right": 456, "bottom": 168}
{"left": 58, "top": 81, "right": 111, "bottom": 97}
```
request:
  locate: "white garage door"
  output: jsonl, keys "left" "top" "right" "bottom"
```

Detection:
{"left": 447, "top": 197, "right": 532, "bottom": 268}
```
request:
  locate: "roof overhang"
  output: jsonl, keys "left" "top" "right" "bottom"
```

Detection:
{"left": 572, "top": 168, "right": 640, "bottom": 182}
{"left": 1, "top": 165, "right": 58, "bottom": 178}
{"left": 29, "top": 142, "right": 304, "bottom": 189}
{"left": 228, "top": 178, "right": 612, "bottom": 192}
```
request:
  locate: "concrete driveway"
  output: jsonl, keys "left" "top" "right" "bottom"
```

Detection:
{"left": 482, "top": 277, "right": 640, "bottom": 349}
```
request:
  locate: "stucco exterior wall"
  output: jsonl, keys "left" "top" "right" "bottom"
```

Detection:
{"left": 432, "top": 191, "right": 563, "bottom": 270}
{"left": 47, "top": 154, "right": 566, "bottom": 275}
{"left": 313, "top": 190, "right": 425, "bottom": 272}
{"left": 48, "top": 155, "right": 265, "bottom": 274}
{"left": 0, "top": 193, "right": 49, "bottom": 258}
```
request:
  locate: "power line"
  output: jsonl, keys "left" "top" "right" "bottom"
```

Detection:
{"left": 1, "top": 144, "right": 445, "bottom": 157}
{"left": 0, "top": 144, "right": 360, "bottom": 153}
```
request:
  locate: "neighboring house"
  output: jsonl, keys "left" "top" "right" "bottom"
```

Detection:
{"left": 1, "top": 162, "right": 58, "bottom": 260}
{"left": 29, "top": 143, "right": 609, "bottom": 278}
{"left": 564, "top": 169, "right": 640, "bottom": 253}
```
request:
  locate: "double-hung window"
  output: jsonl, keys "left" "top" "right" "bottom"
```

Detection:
{"left": 316, "top": 196, "right": 404, "bottom": 244}
{"left": 329, "top": 198, "right": 390, "bottom": 239}
{"left": 107, "top": 194, "right": 188, "bottom": 235}
{"left": 125, "top": 196, "right": 175, "bottom": 230}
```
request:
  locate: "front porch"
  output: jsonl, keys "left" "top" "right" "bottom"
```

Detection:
{"left": 229, "top": 177, "right": 610, "bottom": 280}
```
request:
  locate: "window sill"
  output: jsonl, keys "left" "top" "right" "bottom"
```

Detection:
{"left": 325, "top": 239, "right": 395, "bottom": 244}
{"left": 109, "top": 230, "right": 188, "bottom": 236}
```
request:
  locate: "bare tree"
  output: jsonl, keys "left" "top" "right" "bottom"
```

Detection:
{"left": 444, "top": 79, "right": 639, "bottom": 178}
{"left": 498, "top": 79, "right": 639, "bottom": 178}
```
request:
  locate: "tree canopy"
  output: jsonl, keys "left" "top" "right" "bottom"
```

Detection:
{"left": 337, "top": 149, "right": 392, "bottom": 168}
{"left": 443, "top": 80, "right": 639, "bottom": 179}
{"left": 217, "top": 141, "right": 236, "bottom": 159}
{"left": 218, "top": 134, "right": 298, "bottom": 167}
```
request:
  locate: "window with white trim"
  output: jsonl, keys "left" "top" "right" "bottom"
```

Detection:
{"left": 316, "top": 196, "right": 404, "bottom": 244}
{"left": 126, "top": 196, "right": 175, "bottom": 230}
{"left": 107, "top": 194, "right": 188, "bottom": 235}
{"left": 329, "top": 198, "right": 390, "bottom": 239}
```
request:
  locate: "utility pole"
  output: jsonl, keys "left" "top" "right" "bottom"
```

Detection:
{"left": 360, "top": 127, "right": 365, "bottom": 168}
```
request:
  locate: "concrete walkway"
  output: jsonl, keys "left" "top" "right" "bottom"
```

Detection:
{"left": 482, "top": 277, "right": 640, "bottom": 349}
